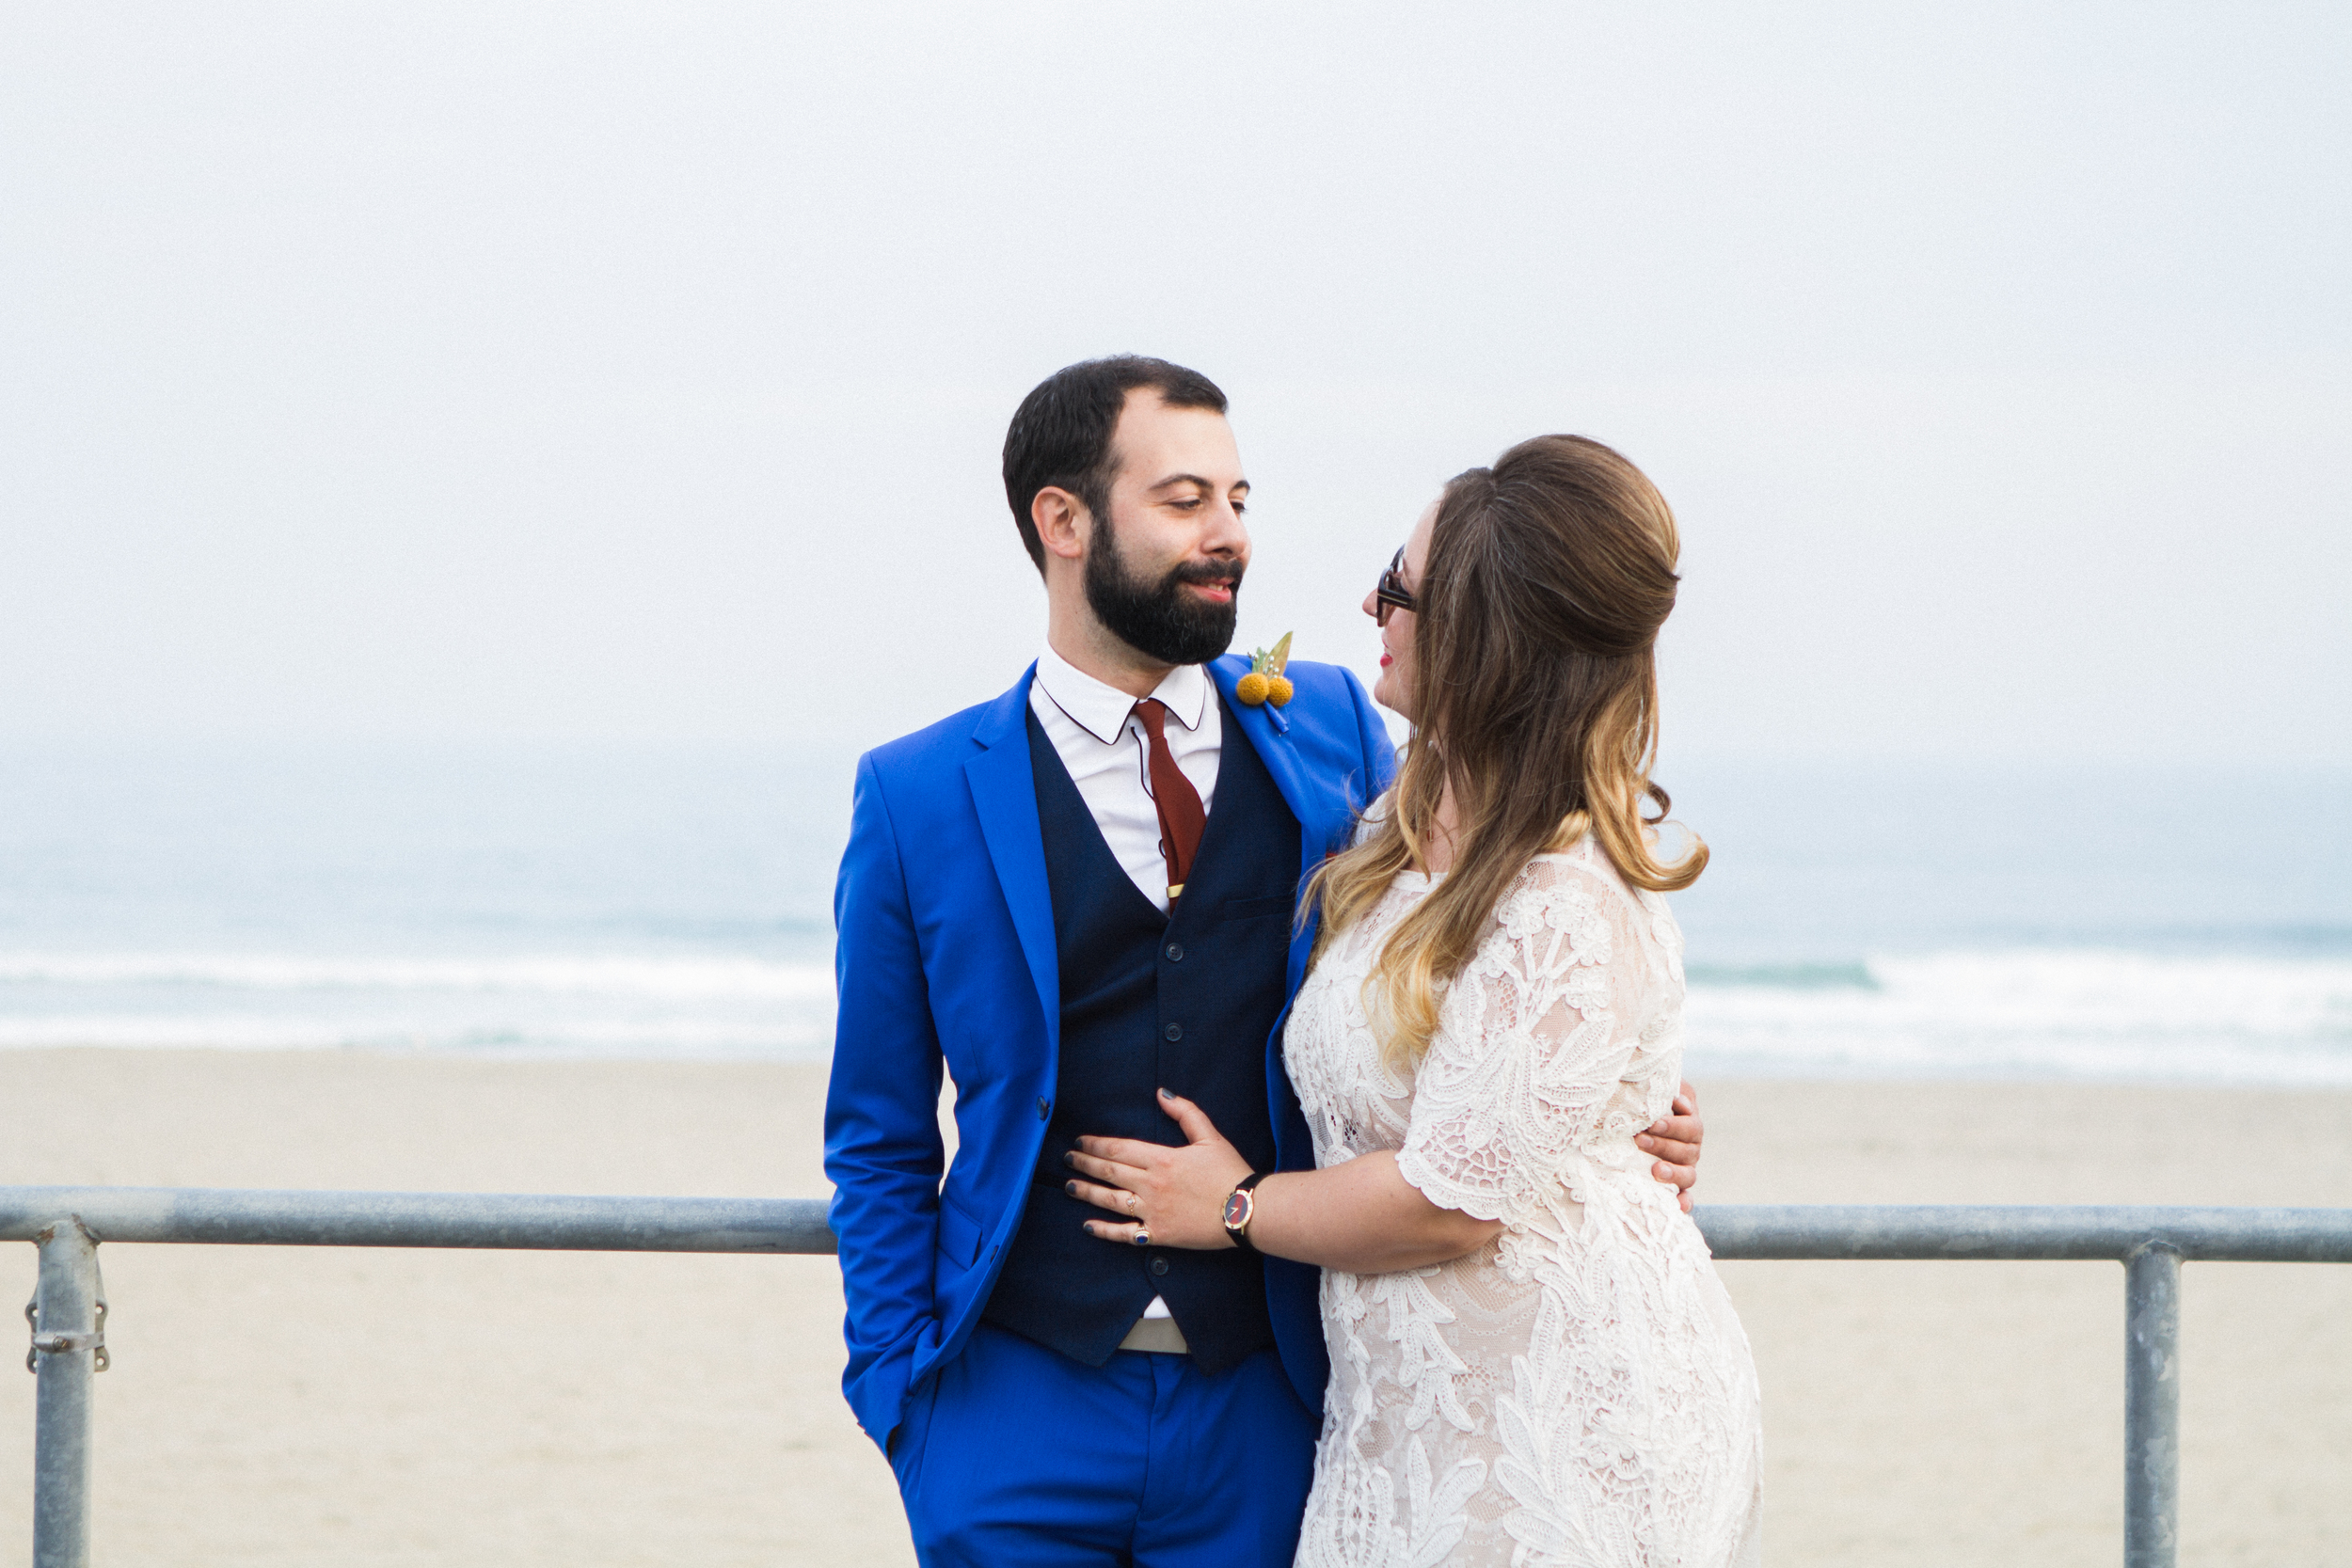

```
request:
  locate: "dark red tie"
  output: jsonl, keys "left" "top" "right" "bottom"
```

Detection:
{"left": 1132, "top": 699, "right": 1206, "bottom": 900}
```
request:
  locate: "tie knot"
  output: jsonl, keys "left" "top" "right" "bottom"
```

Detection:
{"left": 1131, "top": 698, "right": 1170, "bottom": 739}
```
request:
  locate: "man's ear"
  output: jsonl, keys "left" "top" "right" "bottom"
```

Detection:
{"left": 1032, "top": 486, "right": 1089, "bottom": 563}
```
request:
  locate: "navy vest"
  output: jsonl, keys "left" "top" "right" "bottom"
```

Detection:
{"left": 980, "top": 696, "right": 1302, "bottom": 1372}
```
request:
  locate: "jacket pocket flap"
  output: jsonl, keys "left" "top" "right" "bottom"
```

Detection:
{"left": 935, "top": 1190, "right": 986, "bottom": 1268}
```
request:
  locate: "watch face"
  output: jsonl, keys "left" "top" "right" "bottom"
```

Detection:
{"left": 1223, "top": 1189, "right": 1252, "bottom": 1229}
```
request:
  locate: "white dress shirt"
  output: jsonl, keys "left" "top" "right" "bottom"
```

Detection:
{"left": 1027, "top": 644, "right": 1221, "bottom": 915}
{"left": 1027, "top": 644, "right": 1222, "bottom": 1325}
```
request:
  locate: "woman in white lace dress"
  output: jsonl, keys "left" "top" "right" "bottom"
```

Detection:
{"left": 1067, "top": 435, "right": 1762, "bottom": 1565}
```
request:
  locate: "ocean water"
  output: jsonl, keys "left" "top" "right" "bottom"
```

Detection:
{"left": 1, "top": 743, "right": 2346, "bottom": 1085}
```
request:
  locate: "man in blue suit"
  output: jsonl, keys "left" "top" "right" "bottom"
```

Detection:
{"left": 824, "top": 357, "right": 1705, "bottom": 1566}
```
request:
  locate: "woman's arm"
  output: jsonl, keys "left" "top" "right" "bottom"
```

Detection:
{"left": 1064, "top": 1089, "right": 1501, "bottom": 1273}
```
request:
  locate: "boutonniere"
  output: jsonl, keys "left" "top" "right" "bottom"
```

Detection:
{"left": 1235, "top": 632, "right": 1295, "bottom": 707}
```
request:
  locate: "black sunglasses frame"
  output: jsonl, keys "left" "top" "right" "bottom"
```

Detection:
{"left": 1375, "top": 546, "right": 1418, "bottom": 626}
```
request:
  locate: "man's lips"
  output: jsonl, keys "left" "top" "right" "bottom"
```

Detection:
{"left": 1185, "top": 581, "right": 1237, "bottom": 603}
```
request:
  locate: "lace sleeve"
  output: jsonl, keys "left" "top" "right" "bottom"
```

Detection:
{"left": 1394, "top": 856, "right": 1650, "bottom": 1227}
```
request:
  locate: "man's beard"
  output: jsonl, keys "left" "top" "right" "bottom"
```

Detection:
{"left": 1085, "top": 515, "right": 1243, "bottom": 667}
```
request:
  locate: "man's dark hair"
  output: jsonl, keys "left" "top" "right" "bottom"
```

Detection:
{"left": 1001, "top": 356, "right": 1228, "bottom": 573}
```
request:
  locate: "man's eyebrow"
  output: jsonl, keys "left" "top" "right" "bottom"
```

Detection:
{"left": 1147, "top": 473, "right": 1250, "bottom": 493}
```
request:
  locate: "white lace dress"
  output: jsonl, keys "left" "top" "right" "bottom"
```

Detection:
{"left": 1285, "top": 836, "right": 1763, "bottom": 1568}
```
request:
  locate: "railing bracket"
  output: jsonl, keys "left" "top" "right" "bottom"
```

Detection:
{"left": 24, "top": 1276, "right": 106, "bottom": 1373}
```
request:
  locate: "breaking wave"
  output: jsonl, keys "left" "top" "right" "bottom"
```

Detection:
{"left": 1682, "top": 947, "right": 2352, "bottom": 1085}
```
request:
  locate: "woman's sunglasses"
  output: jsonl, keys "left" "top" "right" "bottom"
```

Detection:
{"left": 1375, "top": 546, "right": 1419, "bottom": 627}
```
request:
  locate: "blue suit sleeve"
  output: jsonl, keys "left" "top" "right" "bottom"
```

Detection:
{"left": 823, "top": 752, "right": 946, "bottom": 1451}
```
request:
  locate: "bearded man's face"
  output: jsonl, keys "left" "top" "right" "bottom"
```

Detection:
{"left": 1085, "top": 509, "right": 1243, "bottom": 667}
{"left": 1076, "top": 392, "right": 1251, "bottom": 666}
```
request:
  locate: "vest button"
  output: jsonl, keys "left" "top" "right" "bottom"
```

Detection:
{"left": 1165, "top": 942, "right": 1184, "bottom": 962}
{"left": 1162, "top": 1022, "right": 1183, "bottom": 1042}
{"left": 1036, "top": 1096, "right": 1051, "bottom": 1119}
{"left": 1150, "top": 1257, "right": 1170, "bottom": 1276}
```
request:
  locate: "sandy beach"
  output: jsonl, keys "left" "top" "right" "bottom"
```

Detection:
{"left": 0, "top": 1051, "right": 2345, "bottom": 1566}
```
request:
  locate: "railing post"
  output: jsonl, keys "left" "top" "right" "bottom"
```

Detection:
{"left": 2122, "top": 1242, "right": 2180, "bottom": 1568}
{"left": 28, "top": 1219, "right": 103, "bottom": 1568}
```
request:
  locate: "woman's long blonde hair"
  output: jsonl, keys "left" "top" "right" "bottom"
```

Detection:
{"left": 1304, "top": 434, "right": 1707, "bottom": 1068}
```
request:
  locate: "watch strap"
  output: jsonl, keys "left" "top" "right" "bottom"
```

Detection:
{"left": 1225, "top": 1171, "right": 1267, "bottom": 1254}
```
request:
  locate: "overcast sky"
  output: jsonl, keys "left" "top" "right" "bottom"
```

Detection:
{"left": 5, "top": 3, "right": 2346, "bottom": 766}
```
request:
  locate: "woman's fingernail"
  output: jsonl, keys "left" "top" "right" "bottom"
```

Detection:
{"left": 1159, "top": 1086, "right": 1173, "bottom": 1099}
{"left": 1065, "top": 1181, "right": 1078, "bottom": 1197}
{"left": 1062, "top": 1151, "right": 1073, "bottom": 1164}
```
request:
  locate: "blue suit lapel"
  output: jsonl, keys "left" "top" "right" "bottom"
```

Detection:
{"left": 1210, "top": 657, "right": 1335, "bottom": 999}
{"left": 964, "top": 666, "right": 1060, "bottom": 1058}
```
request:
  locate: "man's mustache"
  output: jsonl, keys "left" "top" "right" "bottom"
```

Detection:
{"left": 1168, "top": 560, "right": 1245, "bottom": 590}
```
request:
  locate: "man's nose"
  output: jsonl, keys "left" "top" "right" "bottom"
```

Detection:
{"left": 1200, "top": 496, "right": 1249, "bottom": 557}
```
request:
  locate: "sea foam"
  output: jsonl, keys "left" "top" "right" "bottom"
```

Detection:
{"left": 0, "top": 951, "right": 834, "bottom": 1001}
{"left": 4, "top": 943, "right": 2347, "bottom": 1080}
{"left": 1683, "top": 948, "right": 2352, "bottom": 1085}
{"left": 0, "top": 949, "right": 837, "bottom": 1058}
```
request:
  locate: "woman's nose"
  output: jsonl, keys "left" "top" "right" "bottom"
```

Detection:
{"left": 1360, "top": 588, "right": 1378, "bottom": 621}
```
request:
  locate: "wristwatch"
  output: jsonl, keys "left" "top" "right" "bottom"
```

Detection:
{"left": 1222, "top": 1172, "right": 1267, "bottom": 1253}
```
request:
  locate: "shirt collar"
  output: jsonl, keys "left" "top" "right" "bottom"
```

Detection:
{"left": 1034, "top": 644, "right": 1209, "bottom": 746}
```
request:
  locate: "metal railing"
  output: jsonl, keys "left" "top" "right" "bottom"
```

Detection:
{"left": 8, "top": 1187, "right": 2349, "bottom": 1568}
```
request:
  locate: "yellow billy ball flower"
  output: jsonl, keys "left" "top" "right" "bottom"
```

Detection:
{"left": 1236, "top": 671, "right": 1272, "bottom": 705}
{"left": 1266, "top": 675, "right": 1295, "bottom": 706}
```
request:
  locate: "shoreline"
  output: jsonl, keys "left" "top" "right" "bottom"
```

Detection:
{"left": 5, "top": 1036, "right": 2348, "bottom": 1096}
{"left": 0, "top": 1051, "right": 2344, "bottom": 1566}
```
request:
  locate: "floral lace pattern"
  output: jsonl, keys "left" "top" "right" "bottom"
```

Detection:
{"left": 1286, "top": 834, "right": 1763, "bottom": 1567}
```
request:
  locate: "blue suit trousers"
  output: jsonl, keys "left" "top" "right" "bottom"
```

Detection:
{"left": 891, "top": 1324, "right": 1319, "bottom": 1568}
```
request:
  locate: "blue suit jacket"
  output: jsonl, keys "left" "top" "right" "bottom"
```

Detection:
{"left": 823, "top": 654, "right": 1396, "bottom": 1449}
